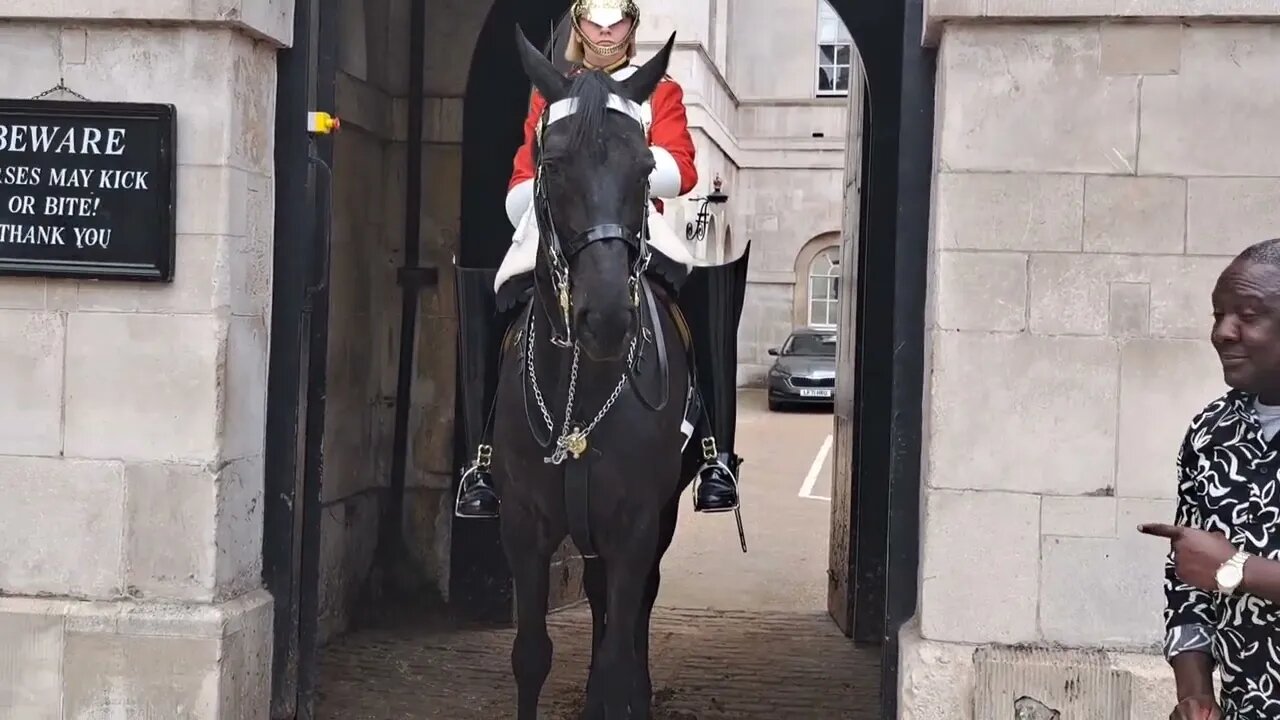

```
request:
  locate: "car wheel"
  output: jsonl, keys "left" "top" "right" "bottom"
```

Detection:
{"left": 768, "top": 397, "right": 783, "bottom": 412}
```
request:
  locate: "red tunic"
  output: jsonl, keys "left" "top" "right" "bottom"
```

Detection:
{"left": 506, "top": 75, "right": 698, "bottom": 218}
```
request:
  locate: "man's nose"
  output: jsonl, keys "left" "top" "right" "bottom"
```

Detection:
{"left": 1213, "top": 317, "right": 1240, "bottom": 344}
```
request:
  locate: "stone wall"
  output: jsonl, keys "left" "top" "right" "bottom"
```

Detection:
{"left": 906, "top": 8, "right": 1280, "bottom": 718}
{"left": 0, "top": 7, "right": 284, "bottom": 717}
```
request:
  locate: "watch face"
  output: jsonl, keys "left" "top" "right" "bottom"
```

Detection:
{"left": 1218, "top": 564, "right": 1244, "bottom": 588}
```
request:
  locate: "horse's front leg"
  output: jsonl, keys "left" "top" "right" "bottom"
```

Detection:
{"left": 585, "top": 522, "right": 658, "bottom": 720}
{"left": 501, "top": 506, "right": 558, "bottom": 720}
{"left": 630, "top": 495, "right": 679, "bottom": 717}
{"left": 584, "top": 556, "right": 607, "bottom": 669}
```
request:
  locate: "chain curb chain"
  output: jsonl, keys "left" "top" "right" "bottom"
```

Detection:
{"left": 528, "top": 325, "right": 637, "bottom": 465}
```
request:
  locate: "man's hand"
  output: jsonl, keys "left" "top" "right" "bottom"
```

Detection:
{"left": 1138, "top": 523, "right": 1236, "bottom": 592}
{"left": 1169, "top": 694, "right": 1222, "bottom": 720}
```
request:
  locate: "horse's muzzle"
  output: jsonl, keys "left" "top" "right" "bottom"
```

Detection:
{"left": 576, "top": 304, "right": 637, "bottom": 362}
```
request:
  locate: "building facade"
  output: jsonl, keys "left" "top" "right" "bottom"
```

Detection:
{"left": 0, "top": 0, "right": 1278, "bottom": 717}
{"left": 632, "top": 0, "right": 858, "bottom": 386}
{"left": 905, "top": 4, "right": 1280, "bottom": 717}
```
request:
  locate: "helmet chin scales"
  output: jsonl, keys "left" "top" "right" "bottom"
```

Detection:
{"left": 566, "top": 0, "right": 639, "bottom": 63}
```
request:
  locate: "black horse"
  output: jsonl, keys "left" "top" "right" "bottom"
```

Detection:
{"left": 490, "top": 27, "right": 705, "bottom": 720}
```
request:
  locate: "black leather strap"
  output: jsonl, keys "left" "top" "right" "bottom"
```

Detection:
{"left": 564, "top": 223, "right": 638, "bottom": 257}
{"left": 565, "top": 447, "right": 600, "bottom": 558}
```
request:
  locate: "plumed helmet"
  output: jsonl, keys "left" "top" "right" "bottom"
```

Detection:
{"left": 565, "top": 0, "right": 640, "bottom": 64}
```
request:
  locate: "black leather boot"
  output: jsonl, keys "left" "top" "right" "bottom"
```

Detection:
{"left": 694, "top": 441, "right": 741, "bottom": 512}
{"left": 456, "top": 445, "right": 499, "bottom": 519}
{"left": 677, "top": 244, "right": 750, "bottom": 514}
{"left": 454, "top": 265, "right": 505, "bottom": 520}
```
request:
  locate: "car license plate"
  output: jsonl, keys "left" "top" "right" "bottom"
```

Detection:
{"left": 800, "top": 388, "right": 832, "bottom": 398}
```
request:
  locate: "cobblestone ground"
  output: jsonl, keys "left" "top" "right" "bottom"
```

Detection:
{"left": 316, "top": 604, "right": 881, "bottom": 719}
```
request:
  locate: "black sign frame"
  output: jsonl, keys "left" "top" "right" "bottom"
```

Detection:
{"left": 0, "top": 99, "right": 176, "bottom": 282}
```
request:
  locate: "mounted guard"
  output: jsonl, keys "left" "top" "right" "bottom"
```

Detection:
{"left": 453, "top": 0, "right": 748, "bottom": 526}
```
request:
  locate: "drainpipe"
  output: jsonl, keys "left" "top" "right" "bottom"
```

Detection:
{"left": 382, "top": 0, "right": 433, "bottom": 586}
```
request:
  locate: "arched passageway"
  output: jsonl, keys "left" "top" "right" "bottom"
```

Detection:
{"left": 265, "top": 0, "right": 935, "bottom": 716}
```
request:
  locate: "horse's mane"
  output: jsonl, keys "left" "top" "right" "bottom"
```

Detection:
{"left": 564, "top": 70, "right": 616, "bottom": 157}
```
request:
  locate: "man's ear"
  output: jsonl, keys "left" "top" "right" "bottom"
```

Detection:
{"left": 618, "top": 31, "right": 675, "bottom": 104}
{"left": 515, "top": 24, "right": 570, "bottom": 102}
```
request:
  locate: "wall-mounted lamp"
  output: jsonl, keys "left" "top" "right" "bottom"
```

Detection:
{"left": 685, "top": 174, "right": 729, "bottom": 243}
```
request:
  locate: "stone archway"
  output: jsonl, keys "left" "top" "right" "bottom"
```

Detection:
{"left": 284, "top": 0, "right": 937, "bottom": 716}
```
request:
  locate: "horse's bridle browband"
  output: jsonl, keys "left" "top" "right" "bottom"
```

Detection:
{"left": 532, "top": 91, "right": 653, "bottom": 348}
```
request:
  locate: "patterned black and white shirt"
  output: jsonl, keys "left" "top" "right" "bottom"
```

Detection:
{"left": 1164, "top": 390, "right": 1280, "bottom": 719}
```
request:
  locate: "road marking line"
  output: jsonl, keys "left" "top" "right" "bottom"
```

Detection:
{"left": 799, "top": 434, "right": 833, "bottom": 501}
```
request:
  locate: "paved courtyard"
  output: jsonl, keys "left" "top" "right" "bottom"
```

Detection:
{"left": 316, "top": 391, "right": 879, "bottom": 718}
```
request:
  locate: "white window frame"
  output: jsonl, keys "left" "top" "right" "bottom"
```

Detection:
{"left": 815, "top": 1, "right": 853, "bottom": 97}
{"left": 807, "top": 246, "right": 840, "bottom": 328}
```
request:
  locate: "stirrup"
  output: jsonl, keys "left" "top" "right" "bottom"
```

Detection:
{"left": 454, "top": 444, "right": 498, "bottom": 519}
{"left": 691, "top": 438, "right": 748, "bottom": 553}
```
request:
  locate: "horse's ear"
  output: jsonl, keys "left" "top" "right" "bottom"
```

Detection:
{"left": 618, "top": 32, "right": 676, "bottom": 104}
{"left": 515, "top": 24, "right": 569, "bottom": 103}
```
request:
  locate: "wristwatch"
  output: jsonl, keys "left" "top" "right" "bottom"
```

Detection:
{"left": 1216, "top": 550, "right": 1252, "bottom": 595}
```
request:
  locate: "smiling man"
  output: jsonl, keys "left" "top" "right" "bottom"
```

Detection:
{"left": 1139, "top": 238, "right": 1280, "bottom": 720}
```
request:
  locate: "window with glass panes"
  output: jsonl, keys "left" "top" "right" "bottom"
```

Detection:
{"left": 816, "top": 1, "right": 853, "bottom": 95}
{"left": 807, "top": 247, "right": 840, "bottom": 327}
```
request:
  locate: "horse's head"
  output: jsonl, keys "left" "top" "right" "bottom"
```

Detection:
{"left": 515, "top": 25, "right": 676, "bottom": 362}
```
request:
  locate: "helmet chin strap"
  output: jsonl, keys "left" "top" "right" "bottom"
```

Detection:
{"left": 574, "top": 20, "right": 637, "bottom": 60}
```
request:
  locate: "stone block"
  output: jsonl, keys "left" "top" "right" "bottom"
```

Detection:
{"left": 938, "top": 26, "right": 1139, "bottom": 173}
{"left": 56, "top": 590, "right": 272, "bottom": 719}
{"left": 973, "top": 646, "right": 1133, "bottom": 718}
{"left": 64, "top": 313, "right": 223, "bottom": 462}
{"left": 1115, "top": 0, "right": 1280, "bottom": 17}
{"left": 1029, "top": 254, "right": 1226, "bottom": 339}
{"left": 66, "top": 28, "right": 231, "bottom": 167}
{"left": 1186, "top": 178, "right": 1280, "bottom": 256}
{"left": 236, "top": 173, "right": 275, "bottom": 321}
{"left": 1100, "top": 23, "right": 1182, "bottom": 75}
{"left": 1109, "top": 281, "right": 1150, "bottom": 336}
{"left": 75, "top": 235, "right": 233, "bottom": 314}
{"left": 0, "top": 279, "right": 46, "bottom": 310}
{"left": 215, "top": 456, "right": 264, "bottom": 600}
{"left": 1139, "top": 25, "right": 1280, "bottom": 176}
{"left": 317, "top": 493, "right": 379, "bottom": 645}
{"left": 401, "top": 487, "right": 450, "bottom": 601}
{"left": 1083, "top": 176, "right": 1186, "bottom": 254}
{"left": 409, "top": 315, "right": 457, "bottom": 479}
{"left": 926, "top": 0, "right": 985, "bottom": 18}
{"left": 1042, "top": 496, "right": 1117, "bottom": 538}
{"left": 223, "top": 315, "right": 268, "bottom": 461}
{"left": 935, "top": 172, "right": 1084, "bottom": 252}
{"left": 124, "top": 463, "right": 216, "bottom": 601}
{"left": 0, "top": 311, "right": 64, "bottom": 456}
{"left": 986, "top": 0, "right": 1113, "bottom": 14}
{"left": 897, "top": 624, "right": 976, "bottom": 720}
{"left": 1039, "top": 498, "right": 1173, "bottom": 647}
{"left": 0, "top": 2, "right": 290, "bottom": 44}
{"left": 935, "top": 251, "right": 1027, "bottom": 332}
{"left": 921, "top": 489, "right": 1041, "bottom": 643}
{"left": 0, "top": 601, "right": 63, "bottom": 719}
{"left": 228, "top": 36, "right": 278, "bottom": 175}
{"left": 929, "top": 332, "right": 1118, "bottom": 495}
{"left": 176, "top": 165, "right": 250, "bottom": 238}
{"left": 1117, "top": 339, "right": 1225, "bottom": 499}
{"left": 0, "top": 457, "right": 125, "bottom": 598}
{"left": 0, "top": 25, "right": 62, "bottom": 98}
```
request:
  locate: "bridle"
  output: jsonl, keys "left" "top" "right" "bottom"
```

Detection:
{"left": 520, "top": 86, "right": 672, "bottom": 466}
{"left": 530, "top": 91, "right": 653, "bottom": 348}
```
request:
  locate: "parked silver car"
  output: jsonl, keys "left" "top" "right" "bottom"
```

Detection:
{"left": 765, "top": 327, "right": 837, "bottom": 411}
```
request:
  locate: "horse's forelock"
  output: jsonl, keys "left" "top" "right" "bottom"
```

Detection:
{"left": 564, "top": 71, "right": 627, "bottom": 157}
